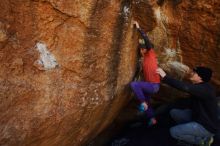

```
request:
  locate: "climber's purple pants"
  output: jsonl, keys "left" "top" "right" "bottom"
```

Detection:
{"left": 130, "top": 81, "right": 160, "bottom": 118}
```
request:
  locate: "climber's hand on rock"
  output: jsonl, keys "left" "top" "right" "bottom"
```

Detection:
{"left": 156, "top": 68, "right": 166, "bottom": 78}
{"left": 134, "top": 21, "right": 140, "bottom": 29}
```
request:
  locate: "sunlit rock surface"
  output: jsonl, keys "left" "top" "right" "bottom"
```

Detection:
{"left": 0, "top": 0, "right": 219, "bottom": 146}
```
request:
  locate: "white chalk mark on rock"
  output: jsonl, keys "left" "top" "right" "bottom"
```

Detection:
{"left": 168, "top": 61, "right": 189, "bottom": 73}
{"left": 123, "top": 6, "right": 130, "bottom": 20}
{"left": 164, "top": 48, "right": 177, "bottom": 57}
{"left": 35, "top": 42, "right": 58, "bottom": 70}
{"left": 155, "top": 8, "right": 161, "bottom": 21}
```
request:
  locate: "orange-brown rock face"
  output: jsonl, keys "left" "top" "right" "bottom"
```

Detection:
{"left": 176, "top": 0, "right": 220, "bottom": 87}
{"left": 0, "top": 0, "right": 219, "bottom": 146}
{"left": 0, "top": 1, "right": 136, "bottom": 146}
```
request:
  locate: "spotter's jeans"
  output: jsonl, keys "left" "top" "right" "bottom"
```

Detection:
{"left": 169, "top": 109, "right": 214, "bottom": 145}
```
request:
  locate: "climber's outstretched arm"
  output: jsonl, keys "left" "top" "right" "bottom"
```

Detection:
{"left": 134, "top": 21, "right": 153, "bottom": 50}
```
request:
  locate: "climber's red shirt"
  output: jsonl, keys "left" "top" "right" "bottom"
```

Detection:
{"left": 143, "top": 49, "right": 160, "bottom": 83}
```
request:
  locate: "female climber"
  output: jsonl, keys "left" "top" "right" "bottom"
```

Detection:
{"left": 130, "top": 21, "right": 160, "bottom": 126}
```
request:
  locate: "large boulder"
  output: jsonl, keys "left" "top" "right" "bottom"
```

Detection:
{"left": 0, "top": 1, "right": 136, "bottom": 146}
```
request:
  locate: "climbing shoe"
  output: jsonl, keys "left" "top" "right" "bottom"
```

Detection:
{"left": 138, "top": 103, "right": 145, "bottom": 112}
{"left": 199, "top": 137, "right": 214, "bottom": 146}
{"left": 147, "top": 117, "right": 157, "bottom": 127}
